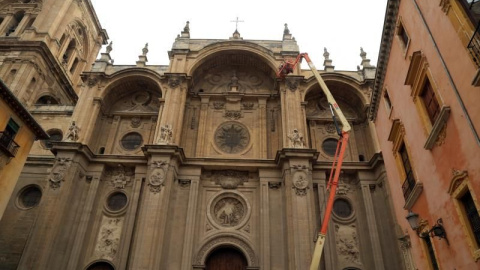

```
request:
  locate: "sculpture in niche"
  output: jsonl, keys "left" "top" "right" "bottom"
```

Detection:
{"left": 288, "top": 128, "right": 305, "bottom": 148}
{"left": 213, "top": 197, "right": 245, "bottom": 227}
{"left": 49, "top": 157, "right": 72, "bottom": 189}
{"left": 64, "top": 121, "right": 79, "bottom": 142}
{"left": 213, "top": 170, "right": 249, "bottom": 189}
{"left": 148, "top": 160, "right": 168, "bottom": 193}
{"left": 228, "top": 71, "right": 240, "bottom": 92}
{"left": 292, "top": 171, "right": 309, "bottom": 196}
{"left": 158, "top": 124, "right": 173, "bottom": 144}
{"left": 214, "top": 122, "right": 250, "bottom": 154}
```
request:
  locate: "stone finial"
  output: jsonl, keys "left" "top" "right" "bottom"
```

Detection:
{"left": 231, "top": 29, "right": 242, "bottom": 40}
{"left": 106, "top": 41, "right": 113, "bottom": 53}
{"left": 360, "top": 47, "right": 367, "bottom": 60}
{"left": 283, "top": 23, "right": 293, "bottom": 40}
{"left": 323, "top": 47, "right": 334, "bottom": 72}
{"left": 181, "top": 21, "right": 190, "bottom": 38}
{"left": 284, "top": 23, "right": 290, "bottom": 35}
{"left": 359, "top": 47, "right": 372, "bottom": 67}
{"left": 142, "top": 43, "right": 149, "bottom": 56}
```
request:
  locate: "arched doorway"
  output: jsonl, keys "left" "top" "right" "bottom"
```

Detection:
{"left": 205, "top": 247, "right": 247, "bottom": 270}
{"left": 86, "top": 261, "right": 115, "bottom": 270}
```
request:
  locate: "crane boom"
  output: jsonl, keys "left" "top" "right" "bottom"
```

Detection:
{"left": 277, "top": 53, "right": 351, "bottom": 270}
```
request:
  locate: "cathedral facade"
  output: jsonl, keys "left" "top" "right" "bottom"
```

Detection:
{"left": 0, "top": 1, "right": 404, "bottom": 269}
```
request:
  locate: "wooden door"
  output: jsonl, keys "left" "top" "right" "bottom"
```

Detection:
{"left": 205, "top": 247, "right": 248, "bottom": 270}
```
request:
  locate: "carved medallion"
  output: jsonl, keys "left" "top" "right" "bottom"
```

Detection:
{"left": 214, "top": 122, "right": 250, "bottom": 154}
{"left": 213, "top": 197, "right": 245, "bottom": 227}
{"left": 49, "top": 157, "right": 72, "bottom": 189}
{"left": 292, "top": 171, "right": 309, "bottom": 196}
{"left": 148, "top": 161, "right": 168, "bottom": 193}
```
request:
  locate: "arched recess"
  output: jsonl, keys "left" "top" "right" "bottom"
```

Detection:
{"left": 193, "top": 235, "right": 259, "bottom": 269}
{"left": 85, "top": 260, "right": 115, "bottom": 270}
{"left": 35, "top": 95, "right": 59, "bottom": 105}
{"left": 180, "top": 46, "right": 283, "bottom": 158}
{"left": 59, "top": 20, "right": 89, "bottom": 75}
{"left": 88, "top": 73, "right": 162, "bottom": 155}
{"left": 303, "top": 75, "right": 375, "bottom": 162}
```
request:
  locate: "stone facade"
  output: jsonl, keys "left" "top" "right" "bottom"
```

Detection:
{"left": 0, "top": 1, "right": 404, "bottom": 269}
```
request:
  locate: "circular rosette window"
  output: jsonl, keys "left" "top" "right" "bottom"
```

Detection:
{"left": 208, "top": 192, "right": 251, "bottom": 229}
{"left": 214, "top": 122, "right": 250, "bottom": 154}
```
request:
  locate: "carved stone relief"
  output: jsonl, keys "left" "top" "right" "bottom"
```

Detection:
{"left": 224, "top": 110, "right": 242, "bottom": 120}
{"left": 107, "top": 164, "right": 133, "bottom": 189}
{"left": 287, "top": 129, "right": 305, "bottom": 148}
{"left": 213, "top": 102, "right": 225, "bottom": 110}
{"left": 285, "top": 77, "right": 300, "bottom": 91}
{"left": 94, "top": 217, "right": 124, "bottom": 260}
{"left": 242, "top": 102, "right": 254, "bottom": 110}
{"left": 49, "top": 157, "right": 72, "bottom": 189}
{"left": 158, "top": 124, "right": 173, "bottom": 144}
{"left": 208, "top": 192, "right": 250, "bottom": 230}
{"left": 213, "top": 170, "right": 249, "bottom": 189}
{"left": 148, "top": 160, "right": 168, "bottom": 193}
{"left": 335, "top": 224, "right": 362, "bottom": 266}
{"left": 292, "top": 170, "right": 309, "bottom": 196}
{"left": 130, "top": 117, "right": 141, "bottom": 128}
{"left": 213, "top": 197, "right": 245, "bottom": 227}
{"left": 214, "top": 122, "right": 250, "bottom": 154}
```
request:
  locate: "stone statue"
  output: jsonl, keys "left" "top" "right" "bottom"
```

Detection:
{"left": 106, "top": 41, "right": 113, "bottom": 53}
{"left": 142, "top": 43, "right": 149, "bottom": 56}
{"left": 288, "top": 128, "right": 304, "bottom": 148}
{"left": 158, "top": 124, "right": 173, "bottom": 144}
{"left": 65, "top": 121, "right": 79, "bottom": 142}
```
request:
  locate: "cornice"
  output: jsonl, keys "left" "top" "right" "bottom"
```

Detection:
{"left": 369, "top": 0, "right": 400, "bottom": 121}
{"left": 0, "top": 79, "right": 48, "bottom": 139}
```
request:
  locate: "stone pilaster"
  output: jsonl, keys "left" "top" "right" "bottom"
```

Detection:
{"left": 361, "top": 182, "right": 386, "bottom": 270}
{"left": 180, "top": 169, "right": 201, "bottom": 270}
{"left": 276, "top": 148, "right": 319, "bottom": 270}
{"left": 280, "top": 75, "right": 306, "bottom": 148}
{"left": 157, "top": 74, "right": 189, "bottom": 145}
{"left": 129, "top": 145, "right": 185, "bottom": 269}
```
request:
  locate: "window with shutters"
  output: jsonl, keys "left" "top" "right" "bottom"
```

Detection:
{"left": 449, "top": 170, "right": 480, "bottom": 260}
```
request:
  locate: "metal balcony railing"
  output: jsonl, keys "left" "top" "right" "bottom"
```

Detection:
{"left": 468, "top": 22, "right": 480, "bottom": 68}
{"left": 401, "top": 172, "right": 416, "bottom": 200}
{"left": 0, "top": 132, "right": 19, "bottom": 157}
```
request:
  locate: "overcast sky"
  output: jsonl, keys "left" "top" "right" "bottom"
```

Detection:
{"left": 90, "top": 0, "right": 388, "bottom": 71}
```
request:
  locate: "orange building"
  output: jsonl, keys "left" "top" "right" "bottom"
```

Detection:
{"left": 0, "top": 79, "right": 48, "bottom": 220}
{"left": 371, "top": 0, "right": 480, "bottom": 269}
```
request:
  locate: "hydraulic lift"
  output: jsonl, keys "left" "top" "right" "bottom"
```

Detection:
{"left": 277, "top": 53, "right": 352, "bottom": 270}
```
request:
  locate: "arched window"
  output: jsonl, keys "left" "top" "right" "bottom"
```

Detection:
{"left": 6, "top": 11, "right": 25, "bottom": 36}
{"left": 35, "top": 95, "right": 59, "bottom": 105}
{"left": 63, "top": 39, "right": 76, "bottom": 63}
{"left": 70, "top": 57, "right": 79, "bottom": 74}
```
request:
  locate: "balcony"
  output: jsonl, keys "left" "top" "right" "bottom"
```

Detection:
{"left": 465, "top": 1, "right": 480, "bottom": 67}
{"left": 0, "top": 132, "right": 19, "bottom": 157}
{"left": 402, "top": 172, "right": 416, "bottom": 200}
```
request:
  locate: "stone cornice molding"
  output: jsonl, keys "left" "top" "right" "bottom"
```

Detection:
{"left": 369, "top": 0, "right": 400, "bottom": 121}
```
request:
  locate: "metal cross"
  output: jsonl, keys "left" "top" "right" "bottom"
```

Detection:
{"left": 230, "top": 16, "right": 244, "bottom": 31}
